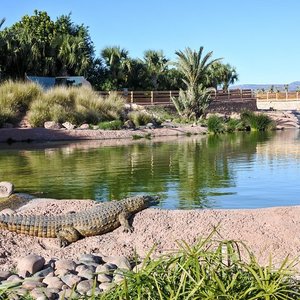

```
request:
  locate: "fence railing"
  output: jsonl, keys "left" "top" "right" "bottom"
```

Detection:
{"left": 257, "top": 92, "right": 300, "bottom": 101}
{"left": 98, "top": 89, "right": 255, "bottom": 106}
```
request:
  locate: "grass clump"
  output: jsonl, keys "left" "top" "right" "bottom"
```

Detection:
{"left": 0, "top": 81, "right": 42, "bottom": 126}
{"left": 207, "top": 114, "right": 225, "bottom": 134}
{"left": 241, "top": 110, "right": 274, "bottom": 131}
{"left": 28, "top": 87, "right": 126, "bottom": 127}
{"left": 98, "top": 120, "right": 123, "bottom": 130}
{"left": 127, "top": 110, "right": 153, "bottom": 127}
{"left": 101, "top": 232, "right": 300, "bottom": 299}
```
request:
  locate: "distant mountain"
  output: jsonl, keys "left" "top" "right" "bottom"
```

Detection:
{"left": 231, "top": 81, "right": 300, "bottom": 91}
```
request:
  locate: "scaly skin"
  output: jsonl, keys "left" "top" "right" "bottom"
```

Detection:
{"left": 0, "top": 195, "right": 159, "bottom": 247}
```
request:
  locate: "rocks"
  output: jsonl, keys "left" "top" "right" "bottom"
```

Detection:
{"left": 62, "top": 121, "right": 75, "bottom": 130}
{"left": 78, "top": 123, "right": 90, "bottom": 130}
{"left": 44, "top": 121, "right": 62, "bottom": 130}
{"left": 0, "top": 181, "right": 14, "bottom": 198}
{"left": 17, "top": 254, "right": 45, "bottom": 277}
{"left": 0, "top": 253, "right": 135, "bottom": 299}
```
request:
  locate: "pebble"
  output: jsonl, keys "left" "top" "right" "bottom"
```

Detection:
{"left": 0, "top": 253, "right": 136, "bottom": 299}
{"left": 0, "top": 181, "right": 14, "bottom": 198}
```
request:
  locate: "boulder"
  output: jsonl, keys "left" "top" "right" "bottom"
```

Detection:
{"left": 0, "top": 182, "right": 14, "bottom": 198}
{"left": 44, "top": 121, "right": 62, "bottom": 130}
{"left": 62, "top": 122, "right": 75, "bottom": 130}
{"left": 17, "top": 254, "right": 45, "bottom": 276}
{"left": 123, "top": 120, "right": 135, "bottom": 129}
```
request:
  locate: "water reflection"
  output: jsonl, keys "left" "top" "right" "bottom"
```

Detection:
{"left": 0, "top": 130, "right": 299, "bottom": 209}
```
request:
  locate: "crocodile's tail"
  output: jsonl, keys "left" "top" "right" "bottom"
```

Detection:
{"left": 0, "top": 213, "right": 57, "bottom": 238}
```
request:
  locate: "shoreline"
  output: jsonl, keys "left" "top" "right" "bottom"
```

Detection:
{"left": 0, "top": 197, "right": 300, "bottom": 271}
{"left": 0, "top": 125, "right": 206, "bottom": 143}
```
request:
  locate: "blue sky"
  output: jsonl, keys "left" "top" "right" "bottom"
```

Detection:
{"left": 1, "top": 0, "right": 299, "bottom": 84}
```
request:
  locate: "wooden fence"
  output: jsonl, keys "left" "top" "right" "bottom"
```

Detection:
{"left": 257, "top": 92, "right": 300, "bottom": 101}
{"left": 98, "top": 89, "right": 254, "bottom": 106}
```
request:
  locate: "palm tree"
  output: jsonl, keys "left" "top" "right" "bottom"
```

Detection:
{"left": 143, "top": 50, "right": 169, "bottom": 89}
{"left": 172, "top": 47, "right": 221, "bottom": 119}
{"left": 101, "top": 46, "right": 132, "bottom": 89}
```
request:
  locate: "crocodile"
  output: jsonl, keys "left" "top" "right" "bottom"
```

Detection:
{"left": 0, "top": 195, "right": 159, "bottom": 247}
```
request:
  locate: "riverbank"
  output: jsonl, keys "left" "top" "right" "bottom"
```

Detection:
{"left": 0, "top": 197, "right": 300, "bottom": 272}
{"left": 0, "top": 125, "right": 207, "bottom": 143}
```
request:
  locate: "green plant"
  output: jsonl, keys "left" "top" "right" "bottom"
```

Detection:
{"left": 226, "top": 118, "right": 242, "bottom": 132}
{"left": 241, "top": 110, "right": 274, "bottom": 131}
{"left": 207, "top": 115, "right": 224, "bottom": 134}
{"left": 98, "top": 120, "right": 123, "bottom": 130}
{"left": 127, "top": 110, "right": 153, "bottom": 127}
{"left": 101, "top": 232, "right": 300, "bottom": 299}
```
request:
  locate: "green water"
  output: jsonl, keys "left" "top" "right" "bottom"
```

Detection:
{"left": 1, "top": 130, "right": 300, "bottom": 209}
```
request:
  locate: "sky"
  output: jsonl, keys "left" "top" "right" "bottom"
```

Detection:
{"left": 1, "top": 0, "right": 300, "bottom": 84}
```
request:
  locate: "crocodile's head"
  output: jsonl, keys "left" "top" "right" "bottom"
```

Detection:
{"left": 124, "top": 195, "right": 159, "bottom": 212}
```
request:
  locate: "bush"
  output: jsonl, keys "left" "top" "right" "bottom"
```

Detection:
{"left": 28, "top": 86, "right": 126, "bottom": 127}
{"left": 241, "top": 110, "right": 274, "bottom": 131}
{"left": 226, "top": 118, "right": 242, "bottom": 132}
{"left": 0, "top": 81, "right": 42, "bottom": 126}
{"left": 102, "top": 232, "right": 300, "bottom": 299}
{"left": 207, "top": 115, "right": 224, "bottom": 134}
{"left": 128, "top": 110, "right": 153, "bottom": 127}
{"left": 98, "top": 120, "right": 123, "bottom": 130}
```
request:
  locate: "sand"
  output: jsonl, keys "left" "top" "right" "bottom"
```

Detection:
{"left": 0, "top": 197, "right": 299, "bottom": 271}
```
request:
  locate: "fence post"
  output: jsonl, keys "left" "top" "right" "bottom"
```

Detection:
{"left": 240, "top": 89, "right": 242, "bottom": 101}
{"left": 130, "top": 91, "right": 133, "bottom": 103}
{"left": 151, "top": 91, "right": 154, "bottom": 105}
{"left": 169, "top": 91, "right": 172, "bottom": 103}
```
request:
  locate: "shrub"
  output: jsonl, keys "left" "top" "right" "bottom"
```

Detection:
{"left": 226, "top": 118, "right": 242, "bottom": 132}
{"left": 102, "top": 233, "right": 300, "bottom": 299}
{"left": 241, "top": 110, "right": 274, "bottom": 131}
{"left": 207, "top": 115, "right": 224, "bottom": 134}
{"left": 128, "top": 110, "right": 153, "bottom": 127}
{"left": 98, "top": 120, "right": 123, "bottom": 130}
{"left": 0, "top": 81, "right": 42, "bottom": 126}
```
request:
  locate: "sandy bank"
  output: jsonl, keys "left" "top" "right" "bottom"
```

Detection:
{"left": 0, "top": 198, "right": 299, "bottom": 271}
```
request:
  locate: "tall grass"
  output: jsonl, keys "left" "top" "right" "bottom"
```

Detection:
{"left": 102, "top": 233, "right": 300, "bottom": 299}
{"left": 207, "top": 115, "right": 224, "bottom": 134}
{"left": 0, "top": 81, "right": 42, "bottom": 126}
{"left": 241, "top": 110, "right": 274, "bottom": 131}
{"left": 28, "top": 87, "right": 126, "bottom": 127}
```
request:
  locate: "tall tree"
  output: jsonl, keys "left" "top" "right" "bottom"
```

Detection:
{"left": 172, "top": 47, "right": 221, "bottom": 119}
{"left": 143, "top": 50, "right": 169, "bottom": 89}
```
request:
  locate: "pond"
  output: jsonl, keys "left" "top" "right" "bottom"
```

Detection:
{"left": 1, "top": 130, "right": 300, "bottom": 209}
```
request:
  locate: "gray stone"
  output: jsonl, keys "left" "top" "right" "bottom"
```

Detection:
{"left": 146, "top": 122, "right": 155, "bottom": 129}
{"left": 61, "top": 274, "right": 82, "bottom": 288}
{"left": 123, "top": 120, "right": 135, "bottom": 129}
{"left": 33, "top": 267, "right": 54, "bottom": 278}
{"left": 7, "top": 274, "right": 23, "bottom": 282}
{"left": 86, "top": 287, "right": 102, "bottom": 297}
{"left": 54, "top": 268, "right": 70, "bottom": 277}
{"left": 58, "top": 289, "right": 79, "bottom": 299}
{"left": 75, "top": 264, "right": 95, "bottom": 274}
{"left": 99, "top": 282, "right": 115, "bottom": 292}
{"left": 78, "top": 123, "right": 89, "bottom": 130}
{"left": 76, "top": 279, "right": 95, "bottom": 295}
{"left": 113, "top": 273, "right": 125, "bottom": 284}
{"left": 30, "top": 287, "right": 58, "bottom": 300}
{"left": 62, "top": 121, "right": 75, "bottom": 130}
{"left": 78, "top": 253, "right": 102, "bottom": 265}
{"left": 55, "top": 259, "right": 77, "bottom": 272}
{"left": 44, "top": 121, "right": 62, "bottom": 130}
{"left": 0, "top": 270, "right": 11, "bottom": 281}
{"left": 97, "top": 273, "right": 112, "bottom": 283}
{"left": 102, "top": 256, "right": 131, "bottom": 270}
{"left": 17, "top": 254, "right": 45, "bottom": 276}
{"left": 42, "top": 276, "right": 64, "bottom": 289}
{"left": 76, "top": 269, "right": 94, "bottom": 280}
{"left": 0, "top": 182, "right": 14, "bottom": 198}
{"left": 22, "top": 280, "right": 46, "bottom": 290}
{"left": 96, "top": 264, "right": 115, "bottom": 275}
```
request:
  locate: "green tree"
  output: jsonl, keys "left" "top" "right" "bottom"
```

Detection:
{"left": 143, "top": 50, "right": 169, "bottom": 89}
{"left": 100, "top": 46, "right": 132, "bottom": 90}
{"left": 172, "top": 47, "right": 220, "bottom": 119}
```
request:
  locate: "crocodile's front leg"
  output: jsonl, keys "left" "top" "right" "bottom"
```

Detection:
{"left": 118, "top": 211, "right": 133, "bottom": 233}
{"left": 57, "top": 227, "right": 82, "bottom": 247}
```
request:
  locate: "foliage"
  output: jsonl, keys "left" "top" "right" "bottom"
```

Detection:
{"left": 226, "top": 118, "right": 243, "bottom": 132}
{"left": 172, "top": 85, "right": 212, "bottom": 120}
{"left": 127, "top": 110, "right": 153, "bottom": 127}
{"left": 0, "top": 10, "right": 94, "bottom": 79}
{"left": 28, "top": 86, "right": 125, "bottom": 127}
{"left": 101, "top": 232, "right": 300, "bottom": 299}
{"left": 0, "top": 81, "right": 42, "bottom": 126}
{"left": 241, "top": 110, "right": 274, "bottom": 131}
{"left": 207, "top": 115, "right": 225, "bottom": 134}
{"left": 97, "top": 120, "right": 123, "bottom": 130}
